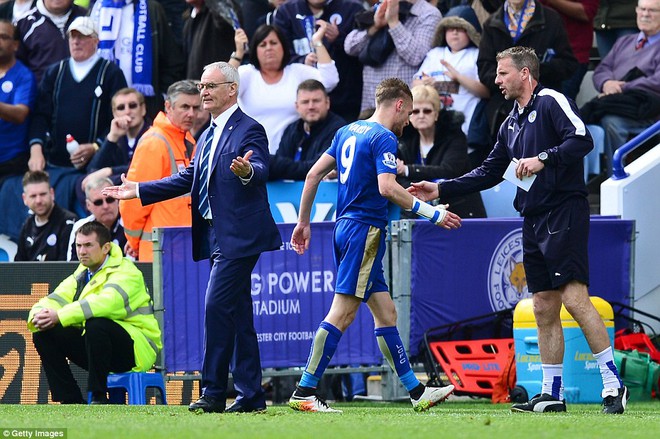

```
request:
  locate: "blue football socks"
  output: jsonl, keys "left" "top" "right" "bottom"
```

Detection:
{"left": 375, "top": 326, "right": 420, "bottom": 392}
{"left": 298, "top": 321, "right": 342, "bottom": 389}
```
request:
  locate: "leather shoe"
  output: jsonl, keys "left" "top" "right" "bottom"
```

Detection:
{"left": 189, "top": 394, "right": 225, "bottom": 413}
{"left": 225, "top": 400, "right": 267, "bottom": 413}
{"left": 90, "top": 393, "right": 109, "bottom": 405}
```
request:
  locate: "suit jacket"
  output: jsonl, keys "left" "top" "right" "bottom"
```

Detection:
{"left": 139, "top": 108, "right": 282, "bottom": 261}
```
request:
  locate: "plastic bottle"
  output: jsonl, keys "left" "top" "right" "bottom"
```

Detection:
{"left": 66, "top": 134, "right": 80, "bottom": 155}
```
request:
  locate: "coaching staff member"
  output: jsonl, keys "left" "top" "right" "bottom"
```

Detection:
{"left": 409, "top": 47, "right": 627, "bottom": 415}
{"left": 104, "top": 62, "right": 281, "bottom": 413}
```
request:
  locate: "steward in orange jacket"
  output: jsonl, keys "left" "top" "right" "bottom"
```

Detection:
{"left": 120, "top": 81, "right": 200, "bottom": 261}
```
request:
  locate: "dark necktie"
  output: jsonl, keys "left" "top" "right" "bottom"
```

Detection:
{"left": 635, "top": 37, "right": 648, "bottom": 51}
{"left": 198, "top": 121, "right": 216, "bottom": 218}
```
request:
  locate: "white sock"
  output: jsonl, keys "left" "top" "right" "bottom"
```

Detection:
{"left": 541, "top": 364, "right": 564, "bottom": 400}
{"left": 593, "top": 346, "right": 623, "bottom": 389}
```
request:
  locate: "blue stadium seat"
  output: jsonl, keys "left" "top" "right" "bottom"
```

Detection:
{"left": 87, "top": 372, "right": 167, "bottom": 405}
{"left": 480, "top": 182, "right": 519, "bottom": 218}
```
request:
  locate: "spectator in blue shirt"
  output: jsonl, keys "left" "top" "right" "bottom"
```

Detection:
{"left": 0, "top": 19, "right": 37, "bottom": 184}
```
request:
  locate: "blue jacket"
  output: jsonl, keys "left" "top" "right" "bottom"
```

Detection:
{"left": 139, "top": 107, "right": 281, "bottom": 261}
{"left": 441, "top": 85, "right": 592, "bottom": 217}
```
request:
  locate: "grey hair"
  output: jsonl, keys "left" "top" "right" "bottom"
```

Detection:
{"left": 166, "top": 79, "right": 200, "bottom": 103}
{"left": 85, "top": 177, "right": 114, "bottom": 198}
{"left": 203, "top": 62, "right": 240, "bottom": 89}
{"left": 496, "top": 46, "right": 540, "bottom": 81}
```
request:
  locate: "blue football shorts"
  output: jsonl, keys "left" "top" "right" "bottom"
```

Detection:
{"left": 333, "top": 218, "right": 389, "bottom": 301}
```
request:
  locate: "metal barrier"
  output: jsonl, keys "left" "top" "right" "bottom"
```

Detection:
{"left": 612, "top": 120, "right": 660, "bottom": 180}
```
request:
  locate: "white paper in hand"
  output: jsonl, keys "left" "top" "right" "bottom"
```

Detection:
{"left": 503, "top": 158, "right": 536, "bottom": 192}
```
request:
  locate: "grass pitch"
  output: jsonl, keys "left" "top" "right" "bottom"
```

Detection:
{"left": 1, "top": 399, "right": 659, "bottom": 439}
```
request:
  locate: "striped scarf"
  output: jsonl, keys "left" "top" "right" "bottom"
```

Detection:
{"left": 97, "top": 0, "right": 154, "bottom": 96}
{"left": 505, "top": 0, "right": 536, "bottom": 43}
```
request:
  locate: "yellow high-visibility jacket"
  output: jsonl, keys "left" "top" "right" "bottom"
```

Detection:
{"left": 27, "top": 243, "right": 162, "bottom": 371}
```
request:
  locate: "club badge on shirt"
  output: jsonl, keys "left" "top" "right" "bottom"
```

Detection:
{"left": 528, "top": 110, "right": 537, "bottom": 123}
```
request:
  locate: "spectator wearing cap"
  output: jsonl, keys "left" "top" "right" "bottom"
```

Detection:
{"left": 27, "top": 16, "right": 127, "bottom": 173}
{"left": 15, "top": 0, "right": 87, "bottom": 82}
{"left": 413, "top": 5, "right": 490, "bottom": 167}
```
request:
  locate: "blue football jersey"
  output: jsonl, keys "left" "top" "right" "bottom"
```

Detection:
{"left": 326, "top": 120, "right": 398, "bottom": 228}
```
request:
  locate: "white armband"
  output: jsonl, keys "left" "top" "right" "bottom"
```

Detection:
{"left": 409, "top": 197, "right": 447, "bottom": 225}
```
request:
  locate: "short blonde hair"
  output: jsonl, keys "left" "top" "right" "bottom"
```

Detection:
{"left": 411, "top": 85, "right": 442, "bottom": 113}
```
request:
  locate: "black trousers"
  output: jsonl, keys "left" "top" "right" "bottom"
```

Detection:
{"left": 32, "top": 318, "right": 135, "bottom": 403}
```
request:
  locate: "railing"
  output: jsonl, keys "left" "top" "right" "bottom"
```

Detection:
{"left": 612, "top": 120, "right": 660, "bottom": 180}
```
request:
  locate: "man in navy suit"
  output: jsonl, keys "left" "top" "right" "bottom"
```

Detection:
{"left": 104, "top": 62, "right": 282, "bottom": 413}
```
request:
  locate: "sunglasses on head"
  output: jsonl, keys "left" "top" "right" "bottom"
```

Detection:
{"left": 115, "top": 102, "right": 140, "bottom": 111}
{"left": 90, "top": 197, "right": 116, "bottom": 206}
{"left": 411, "top": 108, "right": 434, "bottom": 115}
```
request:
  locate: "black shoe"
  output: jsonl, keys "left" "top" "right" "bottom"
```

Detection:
{"left": 602, "top": 386, "right": 629, "bottom": 414}
{"left": 225, "top": 400, "right": 267, "bottom": 413}
{"left": 189, "top": 394, "right": 225, "bottom": 413}
{"left": 90, "top": 392, "right": 109, "bottom": 405}
{"left": 511, "top": 394, "right": 566, "bottom": 413}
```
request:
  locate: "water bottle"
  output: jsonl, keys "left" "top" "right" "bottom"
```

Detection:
{"left": 66, "top": 134, "right": 80, "bottom": 155}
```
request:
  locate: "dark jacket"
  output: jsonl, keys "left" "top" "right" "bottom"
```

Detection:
{"left": 29, "top": 58, "right": 128, "bottom": 168}
{"left": 88, "top": 120, "right": 152, "bottom": 185}
{"left": 16, "top": 4, "right": 87, "bottom": 82}
{"left": 477, "top": 4, "right": 578, "bottom": 140}
{"left": 182, "top": 1, "right": 242, "bottom": 80}
{"left": 580, "top": 90, "right": 660, "bottom": 124}
{"left": 398, "top": 110, "right": 486, "bottom": 219}
{"left": 269, "top": 112, "right": 346, "bottom": 181}
{"left": 15, "top": 204, "right": 77, "bottom": 261}
{"left": 273, "top": 0, "right": 364, "bottom": 122}
{"left": 0, "top": 0, "right": 36, "bottom": 20}
{"left": 441, "top": 85, "right": 592, "bottom": 217}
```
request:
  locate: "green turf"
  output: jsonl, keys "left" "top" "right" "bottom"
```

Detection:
{"left": 1, "top": 400, "right": 658, "bottom": 439}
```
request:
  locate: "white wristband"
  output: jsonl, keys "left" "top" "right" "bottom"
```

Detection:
{"left": 410, "top": 197, "right": 447, "bottom": 225}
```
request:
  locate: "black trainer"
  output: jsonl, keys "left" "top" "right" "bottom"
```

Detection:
{"left": 602, "top": 386, "right": 629, "bottom": 414}
{"left": 511, "top": 393, "right": 566, "bottom": 413}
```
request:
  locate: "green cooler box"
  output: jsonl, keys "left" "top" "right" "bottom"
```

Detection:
{"left": 513, "top": 297, "right": 614, "bottom": 403}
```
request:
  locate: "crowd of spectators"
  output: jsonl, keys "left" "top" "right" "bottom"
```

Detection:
{"left": 1, "top": 0, "right": 658, "bottom": 263}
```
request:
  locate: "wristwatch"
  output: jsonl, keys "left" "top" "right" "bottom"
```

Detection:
{"left": 230, "top": 51, "right": 243, "bottom": 62}
{"left": 538, "top": 151, "right": 549, "bottom": 164}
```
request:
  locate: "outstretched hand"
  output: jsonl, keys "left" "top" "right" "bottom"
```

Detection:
{"left": 230, "top": 150, "right": 254, "bottom": 178}
{"left": 407, "top": 181, "right": 440, "bottom": 201}
{"left": 101, "top": 173, "right": 138, "bottom": 200}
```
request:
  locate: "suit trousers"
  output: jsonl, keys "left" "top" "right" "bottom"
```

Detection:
{"left": 33, "top": 318, "right": 135, "bottom": 402}
{"left": 201, "top": 229, "right": 263, "bottom": 406}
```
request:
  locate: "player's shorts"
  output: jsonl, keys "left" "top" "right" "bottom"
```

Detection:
{"left": 523, "top": 196, "right": 590, "bottom": 293}
{"left": 333, "top": 218, "right": 388, "bottom": 302}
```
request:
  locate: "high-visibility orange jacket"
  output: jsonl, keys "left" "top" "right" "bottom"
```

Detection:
{"left": 120, "top": 112, "right": 196, "bottom": 261}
